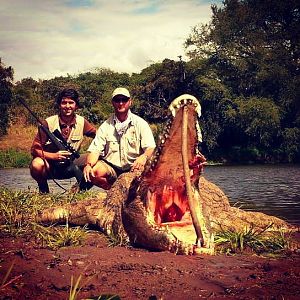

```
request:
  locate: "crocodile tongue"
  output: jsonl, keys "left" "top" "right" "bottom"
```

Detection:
{"left": 146, "top": 185, "right": 197, "bottom": 245}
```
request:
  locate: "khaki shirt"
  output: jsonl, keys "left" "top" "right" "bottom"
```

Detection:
{"left": 88, "top": 112, "right": 156, "bottom": 171}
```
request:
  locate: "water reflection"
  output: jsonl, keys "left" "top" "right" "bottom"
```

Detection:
{"left": 0, "top": 164, "right": 299, "bottom": 225}
{"left": 204, "top": 164, "right": 300, "bottom": 225}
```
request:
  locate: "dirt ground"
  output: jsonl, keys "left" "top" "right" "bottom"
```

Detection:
{"left": 1, "top": 231, "right": 300, "bottom": 300}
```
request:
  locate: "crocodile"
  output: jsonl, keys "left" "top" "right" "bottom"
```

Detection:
{"left": 37, "top": 94, "right": 292, "bottom": 255}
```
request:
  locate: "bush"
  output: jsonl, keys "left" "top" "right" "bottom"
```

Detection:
{"left": 227, "top": 146, "right": 262, "bottom": 163}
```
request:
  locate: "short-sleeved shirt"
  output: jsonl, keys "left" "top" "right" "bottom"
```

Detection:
{"left": 88, "top": 111, "right": 156, "bottom": 171}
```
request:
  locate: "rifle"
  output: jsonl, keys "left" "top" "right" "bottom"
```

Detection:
{"left": 18, "top": 98, "right": 80, "bottom": 161}
{"left": 19, "top": 98, "right": 89, "bottom": 190}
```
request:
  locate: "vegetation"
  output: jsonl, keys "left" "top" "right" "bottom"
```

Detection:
{"left": 69, "top": 274, "right": 83, "bottom": 300}
{"left": 0, "top": 186, "right": 293, "bottom": 256}
{"left": 0, "top": 149, "right": 31, "bottom": 168}
{"left": 0, "top": 186, "right": 93, "bottom": 248}
{"left": 184, "top": 0, "right": 300, "bottom": 163}
{"left": 0, "top": 59, "right": 13, "bottom": 137}
{"left": 33, "top": 223, "right": 88, "bottom": 250}
{"left": 215, "top": 223, "right": 293, "bottom": 254}
{"left": 1, "top": 0, "right": 299, "bottom": 164}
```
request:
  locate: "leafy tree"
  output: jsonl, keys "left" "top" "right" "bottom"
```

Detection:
{"left": 186, "top": 0, "right": 299, "bottom": 98}
{"left": 185, "top": 0, "right": 300, "bottom": 162}
{"left": 279, "top": 127, "right": 300, "bottom": 162}
{"left": 12, "top": 77, "right": 42, "bottom": 124}
{"left": 227, "top": 98, "right": 280, "bottom": 147}
{"left": 185, "top": 59, "right": 233, "bottom": 156}
{"left": 74, "top": 68, "right": 130, "bottom": 124}
{"left": 0, "top": 58, "right": 14, "bottom": 136}
{"left": 132, "top": 59, "right": 187, "bottom": 122}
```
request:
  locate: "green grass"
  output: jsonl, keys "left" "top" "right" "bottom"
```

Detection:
{"left": 0, "top": 188, "right": 44, "bottom": 235}
{"left": 0, "top": 186, "right": 93, "bottom": 248}
{"left": 214, "top": 223, "right": 293, "bottom": 254}
{"left": 33, "top": 222, "right": 89, "bottom": 250}
{"left": 0, "top": 149, "right": 31, "bottom": 168}
{"left": 69, "top": 274, "right": 83, "bottom": 300}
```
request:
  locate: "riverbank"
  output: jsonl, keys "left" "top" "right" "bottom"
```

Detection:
{"left": 0, "top": 124, "right": 34, "bottom": 152}
{"left": 1, "top": 231, "right": 300, "bottom": 300}
{"left": 1, "top": 125, "right": 300, "bottom": 299}
{"left": 0, "top": 124, "right": 33, "bottom": 168}
{"left": 1, "top": 186, "right": 299, "bottom": 299}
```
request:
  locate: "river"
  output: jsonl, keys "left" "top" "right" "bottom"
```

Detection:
{"left": 0, "top": 164, "right": 299, "bottom": 225}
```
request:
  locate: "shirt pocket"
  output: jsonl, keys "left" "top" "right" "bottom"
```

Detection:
{"left": 107, "top": 139, "right": 119, "bottom": 153}
{"left": 128, "top": 137, "right": 137, "bottom": 148}
{"left": 126, "top": 128, "right": 138, "bottom": 148}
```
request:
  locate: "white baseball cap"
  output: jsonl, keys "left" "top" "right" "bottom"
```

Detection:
{"left": 112, "top": 87, "right": 130, "bottom": 99}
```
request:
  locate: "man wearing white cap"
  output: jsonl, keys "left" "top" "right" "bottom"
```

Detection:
{"left": 83, "top": 87, "right": 156, "bottom": 189}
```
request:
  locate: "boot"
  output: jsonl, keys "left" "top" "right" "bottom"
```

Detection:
{"left": 38, "top": 182, "right": 49, "bottom": 194}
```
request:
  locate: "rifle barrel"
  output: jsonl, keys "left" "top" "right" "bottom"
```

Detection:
{"left": 18, "top": 98, "right": 43, "bottom": 126}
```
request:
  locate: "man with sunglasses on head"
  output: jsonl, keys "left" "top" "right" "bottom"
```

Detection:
{"left": 83, "top": 87, "right": 156, "bottom": 190}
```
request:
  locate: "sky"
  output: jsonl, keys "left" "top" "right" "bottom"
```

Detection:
{"left": 0, "top": 0, "right": 223, "bottom": 82}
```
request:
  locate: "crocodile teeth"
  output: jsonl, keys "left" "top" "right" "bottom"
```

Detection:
{"left": 168, "top": 94, "right": 201, "bottom": 118}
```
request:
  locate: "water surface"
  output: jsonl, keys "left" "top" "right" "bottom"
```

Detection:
{"left": 204, "top": 164, "right": 300, "bottom": 225}
{"left": 0, "top": 164, "right": 299, "bottom": 225}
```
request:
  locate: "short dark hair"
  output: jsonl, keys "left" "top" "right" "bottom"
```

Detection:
{"left": 56, "top": 88, "right": 80, "bottom": 106}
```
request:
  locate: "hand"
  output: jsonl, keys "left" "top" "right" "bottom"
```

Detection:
{"left": 83, "top": 164, "right": 95, "bottom": 182}
{"left": 131, "top": 154, "right": 147, "bottom": 172}
{"left": 55, "top": 150, "right": 71, "bottom": 161}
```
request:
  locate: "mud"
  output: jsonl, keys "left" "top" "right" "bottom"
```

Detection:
{"left": 1, "top": 231, "right": 299, "bottom": 300}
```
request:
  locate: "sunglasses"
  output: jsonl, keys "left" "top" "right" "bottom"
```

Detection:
{"left": 113, "top": 97, "right": 130, "bottom": 103}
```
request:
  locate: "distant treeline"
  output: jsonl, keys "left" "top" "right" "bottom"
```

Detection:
{"left": 1, "top": 0, "right": 299, "bottom": 163}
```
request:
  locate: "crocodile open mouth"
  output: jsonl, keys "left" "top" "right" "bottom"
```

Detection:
{"left": 143, "top": 96, "right": 202, "bottom": 221}
{"left": 123, "top": 94, "right": 214, "bottom": 254}
{"left": 146, "top": 183, "right": 199, "bottom": 247}
{"left": 147, "top": 184, "right": 191, "bottom": 225}
{"left": 137, "top": 94, "right": 207, "bottom": 247}
{"left": 144, "top": 175, "right": 196, "bottom": 237}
